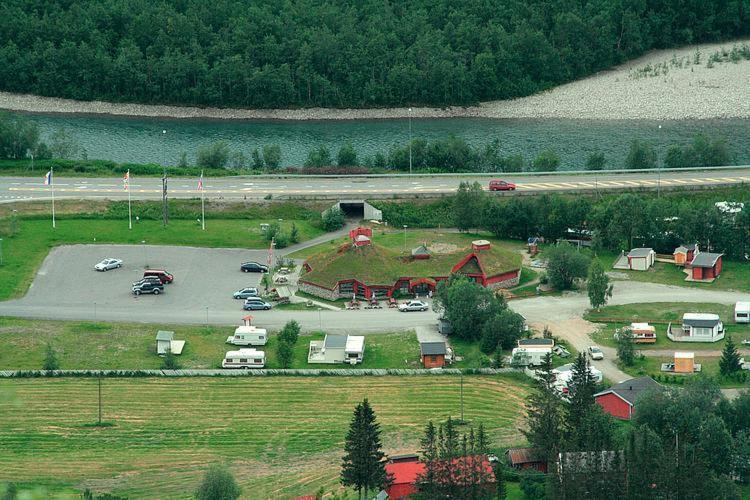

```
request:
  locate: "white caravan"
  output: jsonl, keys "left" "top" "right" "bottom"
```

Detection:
{"left": 226, "top": 326, "right": 268, "bottom": 346}
{"left": 222, "top": 348, "right": 266, "bottom": 369}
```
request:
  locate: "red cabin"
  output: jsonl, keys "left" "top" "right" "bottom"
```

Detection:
{"left": 689, "top": 252, "right": 723, "bottom": 280}
{"left": 594, "top": 376, "right": 662, "bottom": 420}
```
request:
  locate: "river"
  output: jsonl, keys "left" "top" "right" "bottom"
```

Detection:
{"left": 23, "top": 113, "right": 750, "bottom": 169}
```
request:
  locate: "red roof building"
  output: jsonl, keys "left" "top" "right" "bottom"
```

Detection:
{"left": 506, "top": 447, "right": 547, "bottom": 473}
{"left": 384, "top": 455, "right": 495, "bottom": 499}
{"left": 689, "top": 252, "right": 723, "bottom": 280}
{"left": 594, "top": 376, "right": 662, "bottom": 420}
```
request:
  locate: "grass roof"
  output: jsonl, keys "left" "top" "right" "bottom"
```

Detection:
{"left": 302, "top": 241, "right": 520, "bottom": 289}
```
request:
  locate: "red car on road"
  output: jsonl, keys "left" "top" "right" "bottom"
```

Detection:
{"left": 488, "top": 179, "right": 516, "bottom": 191}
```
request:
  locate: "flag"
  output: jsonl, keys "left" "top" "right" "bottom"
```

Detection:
{"left": 123, "top": 170, "right": 130, "bottom": 191}
{"left": 43, "top": 170, "right": 52, "bottom": 186}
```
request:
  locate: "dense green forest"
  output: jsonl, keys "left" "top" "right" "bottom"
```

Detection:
{"left": 0, "top": 0, "right": 748, "bottom": 108}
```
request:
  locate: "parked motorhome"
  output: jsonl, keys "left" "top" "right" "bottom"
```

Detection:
{"left": 226, "top": 326, "right": 268, "bottom": 346}
{"left": 511, "top": 347, "right": 552, "bottom": 367}
{"left": 735, "top": 302, "right": 750, "bottom": 324}
{"left": 222, "top": 348, "right": 266, "bottom": 369}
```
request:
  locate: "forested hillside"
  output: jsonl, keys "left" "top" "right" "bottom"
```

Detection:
{"left": 0, "top": 0, "right": 748, "bottom": 109}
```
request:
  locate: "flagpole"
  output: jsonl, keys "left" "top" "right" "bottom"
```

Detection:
{"left": 51, "top": 167, "right": 56, "bottom": 229}
{"left": 127, "top": 170, "right": 132, "bottom": 230}
{"left": 200, "top": 170, "right": 205, "bottom": 231}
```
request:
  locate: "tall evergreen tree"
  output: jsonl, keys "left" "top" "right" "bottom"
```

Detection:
{"left": 566, "top": 353, "right": 597, "bottom": 449}
{"left": 341, "top": 399, "right": 390, "bottom": 499}
{"left": 719, "top": 335, "right": 742, "bottom": 377}
{"left": 494, "top": 461, "right": 506, "bottom": 500}
{"left": 523, "top": 354, "right": 563, "bottom": 463}
{"left": 414, "top": 421, "right": 440, "bottom": 499}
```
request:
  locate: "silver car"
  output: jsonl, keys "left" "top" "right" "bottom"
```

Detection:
{"left": 233, "top": 287, "right": 259, "bottom": 299}
{"left": 94, "top": 258, "right": 123, "bottom": 271}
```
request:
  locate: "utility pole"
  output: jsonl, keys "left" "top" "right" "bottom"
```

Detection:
{"left": 162, "top": 130, "right": 169, "bottom": 227}
{"left": 98, "top": 377, "right": 102, "bottom": 425}
{"left": 460, "top": 372, "right": 464, "bottom": 423}
{"left": 657, "top": 124, "right": 662, "bottom": 198}
{"left": 408, "top": 108, "right": 413, "bottom": 175}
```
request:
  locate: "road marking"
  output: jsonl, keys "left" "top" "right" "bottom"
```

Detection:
{"left": 621, "top": 180, "right": 641, "bottom": 186}
{"left": 576, "top": 182, "right": 594, "bottom": 187}
{"left": 516, "top": 185, "right": 534, "bottom": 189}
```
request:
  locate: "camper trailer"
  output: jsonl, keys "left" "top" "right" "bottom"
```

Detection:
{"left": 222, "top": 348, "right": 266, "bottom": 369}
{"left": 511, "top": 347, "right": 552, "bottom": 367}
{"left": 226, "top": 326, "right": 268, "bottom": 346}
{"left": 735, "top": 302, "right": 750, "bottom": 324}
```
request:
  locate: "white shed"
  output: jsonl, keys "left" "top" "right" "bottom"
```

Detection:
{"left": 156, "top": 330, "right": 174, "bottom": 355}
{"left": 627, "top": 248, "right": 655, "bottom": 271}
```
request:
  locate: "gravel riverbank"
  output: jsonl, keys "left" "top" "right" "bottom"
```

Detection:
{"left": 1, "top": 39, "right": 748, "bottom": 121}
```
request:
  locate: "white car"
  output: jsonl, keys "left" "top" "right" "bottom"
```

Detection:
{"left": 588, "top": 346, "right": 604, "bottom": 360}
{"left": 398, "top": 300, "right": 429, "bottom": 312}
{"left": 94, "top": 258, "right": 123, "bottom": 271}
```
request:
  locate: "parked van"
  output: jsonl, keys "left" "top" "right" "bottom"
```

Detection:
{"left": 222, "top": 348, "right": 266, "bottom": 369}
{"left": 143, "top": 269, "right": 174, "bottom": 284}
{"left": 735, "top": 302, "right": 750, "bottom": 324}
{"left": 226, "top": 326, "right": 268, "bottom": 346}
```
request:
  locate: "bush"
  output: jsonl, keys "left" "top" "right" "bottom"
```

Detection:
{"left": 196, "top": 464, "right": 241, "bottom": 500}
{"left": 305, "top": 145, "right": 332, "bottom": 168}
{"left": 336, "top": 142, "right": 358, "bottom": 166}
{"left": 161, "top": 349, "right": 181, "bottom": 370}
{"left": 586, "top": 152, "right": 606, "bottom": 170}
{"left": 196, "top": 141, "right": 231, "bottom": 169}
{"left": 323, "top": 207, "right": 345, "bottom": 231}
{"left": 262, "top": 144, "right": 282, "bottom": 169}
{"left": 545, "top": 243, "right": 591, "bottom": 290}
{"left": 43, "top": 344, "right": 59, "bottom": 371}
{"left": 531, "top": 149, "right": 560, "bottom": 172}
{"left": 279, "top": 320, "right": 301, "bottom": 345}
{"left": 625, "top": 140, "right": 657, "bottom": 169}
{"left": 277, "top": 340, "right": 294, "bottom": 368}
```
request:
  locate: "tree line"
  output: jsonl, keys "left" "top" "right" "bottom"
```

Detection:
{"left": 381, "top": 184, "right": 750, "bottom": 260}
{"left": 0, "top": 1, "right": 747, "bottom": 109}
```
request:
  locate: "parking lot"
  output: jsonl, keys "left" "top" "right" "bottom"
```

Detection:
{"left": 21, "top": 244, "right": 270, "bottom": 318}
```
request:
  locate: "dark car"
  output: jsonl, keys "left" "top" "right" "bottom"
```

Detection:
{"left": 132, "top": 281, "right": 164, "bottom": 295}
{"left": 489, "top": 179, "right": 516, "bottom": 191}
{"left": 241, "top": 262, "right": 269, "bottom": 273}
{"left": 132, "top": 276, "right": 162, "bottom": 287}
{"left": 143, "top": 269, "right": 174, "bottom": 284}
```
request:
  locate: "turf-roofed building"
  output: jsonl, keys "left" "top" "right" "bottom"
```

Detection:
{"left": 299, "top": 227, "right": 521, "bottom": 300}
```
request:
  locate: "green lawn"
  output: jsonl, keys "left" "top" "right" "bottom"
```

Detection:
{"left": 600, "top": 251, "right": 750, "bottom": 293}
{"left": 586, "top": 303, "right": 750, "bottom": 350}
{"left": 618, "top": 356, "right": 748, "bottom": 389}
{"left": 0, "top": 376, "right": 530, "bottom": 499}
{"left": 0, "top": 318, "right": 429, "bottom": 370}
{"left": 0, "top": 217, "right": 323, "bottom": 301}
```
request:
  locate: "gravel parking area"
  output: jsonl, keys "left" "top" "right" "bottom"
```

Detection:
{"left": 23, "top": 244, "right": 270, "bottom": 319}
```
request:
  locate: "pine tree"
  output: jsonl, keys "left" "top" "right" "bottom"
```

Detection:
{"left": 439, "top": 417, "right": 460, "bottom": 497}
{"left": 566, "top": 353, "right": 596, "bottom": 450}
{"left": 414, "top": 421, "right": 440, "bottom": 499}
{"left": 522, "top": 354, "right": 563, "bottom": 463}
{"left": 43, "top": 343, "right": 59, "bottom": 371}
{"left": 616, "top": 327, "right": 636, "bottom": 366}
{"left": 719, "top": 335, "right": 741, "bottom": 377}
{"left": 341, "top": 399, "right": 389, "bottom": 499}
{"left": 587, "top": 258, "right": 613, "bottom": 310}
{"left": 494, "top": 461, "right": 506, "bottom": 500}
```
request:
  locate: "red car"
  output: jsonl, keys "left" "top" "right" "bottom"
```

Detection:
{"left": 489, "top": 179, "right": 516, "bottom": 191}
{"left": 143, "top": 269, "right": 174, "bottom": 284}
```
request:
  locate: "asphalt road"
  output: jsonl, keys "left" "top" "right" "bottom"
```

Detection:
{"left": 1, "top": 167, "right": 749, "bottom": 202}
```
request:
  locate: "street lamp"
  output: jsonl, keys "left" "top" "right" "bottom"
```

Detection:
{"left": 408, "top": 108, "right": 413, "bottom": 176}
{"left": 657, "top": 124, "right": 662, "bottom": 198}
{"left": 141, "top": 240, "right": 147, "bottom": 268}
{"left": 318, "top": 307, "right": 323, "bottom": 332}
{"left": 0, "top": 238, "right": 3, "bottom": 266}
{"left": 11, "top": 209, "right": 18, "bottom": 235}
{"left": 403, "top": 225, "right": 408, "bottom": 254}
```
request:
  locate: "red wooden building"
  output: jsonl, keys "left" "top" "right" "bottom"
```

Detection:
{"left": 594, "top": 376, "right": 662, "bottom": 420}
{"left": 506, "top": 448, "right": 547, "bottom": 473}
{"left": 688, "top": 252, "right": 723, "bottom": 280}
{"left": 420, "top": 341, "right": 447, "bottom": 368}
{"left": 384, "top": 454, "right": 495, "bottom": 499}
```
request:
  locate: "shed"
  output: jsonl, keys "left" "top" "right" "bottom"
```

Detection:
{"left": 594, "top": 376, "right": 662, "bottom": 420}
{"left": 156, "top": 330, "right": 174, "bottom": 355}
{"left": 385, "top": 456, "right": 423, "bottom": 500}
{"left": 308, "top": 334, "right": 364, "bottom": 364}
{"left": 437, "top": 317, "right": 453, "bottom": 335}
{"left": 626, "top": 248, "right": 655, "bottom": 271}
{"left": 673, "top": 243, "right": 698, "bottom": 266}
{"left": 506, "top": 447, "right": 547, "bottom": 473}
{"left": 689, "top": 252, "right": 723, "bottom": 280}
{"left": 472, "top": 239, "right": 491, "bottom": 252}
{"left": 674, "top": 352, "right": 695, "bottom": 373}
{"left": 420, "top": 341, "right": 447, "bottom": 368}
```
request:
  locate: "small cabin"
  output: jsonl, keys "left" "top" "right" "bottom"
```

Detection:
{"left": 156, "top": 330, "right": 174, "bottom": 355}
{"left": 626, "top": 248, "right": 655, "bottom": 271}
{"left": 222, "top": 348, "right": 266, "bottom": 369}
{"left": 472, "top": 240, "right": 491, "bottom": 252}
{"left": 420, "top": 341, "right": 447, "bottom": 368}
{"left": 226, "top": 326, "right": 268, "bottom": 346}
{"left": 674, "top": 352, "right": 695, "bottom": 373}
{"left": 308, "top": 334, "right": 365, "bottom": 364}
{"left": 673, "top": 243, "right": 698, "bottom": 266}
{"left": 688, "top": 252, "right": 723, "bottom": 281}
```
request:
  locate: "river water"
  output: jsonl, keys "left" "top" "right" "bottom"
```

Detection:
{"left": 23, "top": 113, "right": 750, "bottom": 169}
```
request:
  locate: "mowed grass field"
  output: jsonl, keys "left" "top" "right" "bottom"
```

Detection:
{"left": 0, "top": 217, "right": 323, "bottom": 301}
{"left": 0, "top": 318, "right": 423, "bottom": 370}
{"left": 0, "top": 376, "right": 529, "bottom": 499}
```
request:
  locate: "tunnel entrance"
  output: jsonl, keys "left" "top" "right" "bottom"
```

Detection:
{"left": 338, "top": 201, "right": 365, "bottom": 219}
